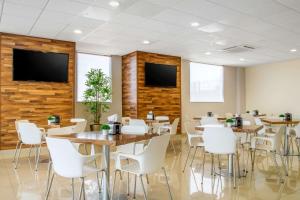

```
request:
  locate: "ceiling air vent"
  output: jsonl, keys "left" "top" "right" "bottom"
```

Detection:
{"left": 221, "top": 45, "right": 255, "bottom": 53}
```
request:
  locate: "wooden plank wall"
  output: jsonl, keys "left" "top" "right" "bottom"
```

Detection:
{"left": 122, "top": 51, "right": 181, "bottom": 132}
{"left": 122, "top": 52, "right": 138, "bottom": 118}
{"left": 0, "top": 33, "right": 75, "bottom": 150}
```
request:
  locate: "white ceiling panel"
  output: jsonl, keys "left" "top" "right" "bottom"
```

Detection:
{"left": 46, "top": 0, "right": 90, "bottom": 15}
{"left": 0, "top": 0, "right": 300, "bottom": 66}
{"left": 124, "top": 0, "right": 166, "bottom": 18}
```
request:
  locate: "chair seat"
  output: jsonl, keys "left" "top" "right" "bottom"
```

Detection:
{"left": 82, "top": 165, "right": 102, "bottom": 177}
{"left": 252, "top": 143, "right": 273, "bottom": 152}
{"left": 119, "top": 161, "right": 141, "bottom": 175}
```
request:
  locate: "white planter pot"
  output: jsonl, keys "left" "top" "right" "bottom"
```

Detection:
{"left": 48, "top": 120, "right": 52, "bottom": 125}
{"left": 102, "top": 130, "right": 108, "bottom": 135}
{"left": 227, "top": 123, "right": 232, "bottom": 127}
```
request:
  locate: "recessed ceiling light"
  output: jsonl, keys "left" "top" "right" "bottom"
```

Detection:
{"left": 290, "top": 49, "right": 297, "bottom": 52}
{"left": 240, "top": 58, "right": 245, "bottom": 61}
{"left": 143, "top": 40, "right": 150, "bottom": 44}
{"left": 190, "top": 22, "right": 199, "bottom": 27}
{"left": 109, "top": 1, "right": 120, "bottom": 7}
{"left": 198, "top": 23, "right": 224, "bottom": 33}
{"left": 73, "top": 29, "right": 82, "bottom": 34}
{"left": 205, "top": 52, "right": 211, "bottom": 55}
{"left": 215, "top": 40, "right": 226, "bottom": 46}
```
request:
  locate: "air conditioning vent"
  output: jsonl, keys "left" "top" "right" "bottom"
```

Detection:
{"left": 220, "top": 45, "right": 256, "bottom": 53}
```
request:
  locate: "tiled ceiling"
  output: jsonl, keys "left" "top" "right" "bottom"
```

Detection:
{"left": 0, "top": 0, "right": 300, "bottom": 66}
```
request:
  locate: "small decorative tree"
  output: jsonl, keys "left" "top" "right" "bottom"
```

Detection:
{"left": 83, "top": 68, "right": 112, "bottom": 128}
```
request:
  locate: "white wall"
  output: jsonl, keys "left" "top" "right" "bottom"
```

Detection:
{"left": 181, "top": 59, "right": 245, "bottom": 122}
{"left": 245, "top": 58, "right": 300, "bottom": 116}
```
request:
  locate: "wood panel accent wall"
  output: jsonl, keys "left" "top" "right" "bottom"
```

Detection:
{"left": 0, "top": 33, "right": 75, "bottom": 150}
{"left": 122, "top": 51, "right": 181, "bottom": 132}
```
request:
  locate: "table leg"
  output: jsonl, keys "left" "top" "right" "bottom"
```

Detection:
{"left": 102, "top": 145, "right": 110, "bottom": 200}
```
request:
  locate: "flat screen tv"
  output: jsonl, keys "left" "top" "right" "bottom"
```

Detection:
{"left": 145, "top": 62, "right": 177, "bottom": 87}
{"left": 13, "top": 49, "right": 69, "bottom": 83}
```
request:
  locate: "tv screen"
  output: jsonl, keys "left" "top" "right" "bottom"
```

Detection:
{"left": 13, "top": 49, "right": 69, "bottom": 83}
{"left": 145, "top": 62, "right": 177, "bottom": 87}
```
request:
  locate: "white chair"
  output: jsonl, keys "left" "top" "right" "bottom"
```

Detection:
{"left": 129, "top": 119, "right": 149, "bottom": 132}
{"left": 152, "top": 116, "right": 170, "bottom": 133}
{"left": 122, "top": 117, "right": 131, "bottom": 125}
{"left": 203, "top": 127, "right": 238, "bottom": 188}
{"left": 251, "top": 126, "right": 288, "bottom": 181}
{"left": 292, "top": 124, "right": 300, "bottom": 154}
{"left": 14, "top": 122, "right": 45, "bottom": 171}
{"left": 112, "top": 134, "right": 173, "bottom": 200}
{"left": 158, "top": 118, "right": 180, "bottom": 153}
{"left": 111, "top": 125, "right": 148, "bottom": 198}
{"left": 70, "top": 118, "right": 87, "bottom": 132}
{"left": 200, "top": 116, "right": 219, "bottom": 125}
{"left": 45, "top": 137, "right": 103, "bottom": 200}
{"left": 182, "top": 121, "right": 204, "bottom": 172}
{"left": 13, "top": 120, "right": 29, "bottom": 163}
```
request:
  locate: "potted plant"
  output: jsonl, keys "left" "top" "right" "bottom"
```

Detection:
{"left": 101, "top": 124, "right": 110, "bottom": 135}
{"left": 226, "top": 118, "right": 235, "bottom": 127}
{"left": 279, "top": 114, "right": 285, "bottom": 121}
{"left": 83, "top": 68, "right": 112, "bottom": 131}
{"left": 48, "top": 115, "right": 55, "bottom": 125}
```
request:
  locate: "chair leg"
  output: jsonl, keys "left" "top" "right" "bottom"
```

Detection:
{"left": 182, "top": 147, "right": 192, "bottom": 172}
{"left": 279, "top": 154, "right": 288, "bottom": 176}
{"left": 190, "top": 147, "right": 198, "bottom": 167}
{"left": 81, "top": 177, "right": 86, "bottom": 200}
{"left": 28, "top": 144, "right": 33, "bottom": 158}
{"left": 72, "top": 178, "right": 75, "bottom": 200}
{"left": 45, "top": 173, "right": 55, "bottom": 200}
{"left": 233, "top": 154, "right": 236, "bottom": 189}
{"left": 271, "top": 152, "right": 284, "bottom": 183}
{"left": 170, "top": 140, "right": 176, "bottom": 154}
{"left": 201, "top": 152, "right": 206, "bottom": 184}
{"left": 139, "top": 175, "right": 147, "bottom": 200}
{"left": 210, "top": 154, "right": 215, "bottom": 176}
{"left": 35, "top": 144, "right": 41, "bottom": 171}
{"left": 14, "top": 143, "right": 23, "bottom": 169}
{"left": 133, "top": 175, "right": 137, "bottom": 199}
{"left": 111, "top": 170, "right": 118, "bottom": 200}
{"left": 46, "top": 161, "right": 52, "bottom": 191}
{"left": 162, "top": 167, "right": 173, "bottom": 200}
{"left": 251, "top": 149, "right": 256, "bottom": 171}
{"left": 146, "top": 174, "right": 150, "bottom": 184}
{"left": 13, "top": 141, "right": 21, "bottom": 163}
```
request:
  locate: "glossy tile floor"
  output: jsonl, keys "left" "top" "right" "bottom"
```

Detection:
{"left": 1, "top": 136, "right": 300, "bottom": 200}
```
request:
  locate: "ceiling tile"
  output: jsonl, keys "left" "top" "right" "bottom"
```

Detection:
{"left": 0, "top": 14, "right": 35, "bottom": 34}
{"left": 46, "top": 0, "right": 90, "bottom": 15}
{"left": 124, "top": 0, "right": 166, "bottom": 18}
{"left": 6, "top": 0, "right": 47, "bottom": 8}
{"left": 152, "top": 9, "right": 211, "bottom": 28}
{"left": 3, "top": 2, "right": 42, "bottom": 18}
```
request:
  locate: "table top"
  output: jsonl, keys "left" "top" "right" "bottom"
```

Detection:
{"left": 261, "top": 118, "right": 300, "bottom": 125}
{"left": 195, "top": 124, "right": 263, "bottom": 133}
{"left": 48, "top": 131, "right": 158, "bottom": 146}
{"left": 193, "top": 116, "right": 227, "bottom": 121}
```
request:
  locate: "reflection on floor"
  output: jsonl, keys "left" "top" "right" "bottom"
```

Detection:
{"left": 1, "top": 136, "right": 300, "bottom": 200}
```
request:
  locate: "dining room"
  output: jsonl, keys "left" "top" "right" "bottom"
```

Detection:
{"left": 1, "top": 1, "right": 300, "bottom": 200}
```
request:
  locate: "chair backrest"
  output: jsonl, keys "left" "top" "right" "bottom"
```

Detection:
{"left": 129, "top": 119, "right": 147, "bottom": 126}
{"left": 294, "top": 123, "right": 300, "bottom": 138}
{"left": 170, "top": 118, "right": 180, "bottom": 135}
{"left": 15, "top": 120, "right": 30, "bottom": 140}
{"left": 155, "top": 116, "right": 169, "bottom": 121}
{"left": 138, "top": 134, "right": 170, "bottom": 174}
{"left": 122, "top": 117, "right": 130, "bottom": 125}
{"left": 273, "top": 126, "right": 285, "bottom": 153}
{"left": 107, "top": 114, "right": 119, "bottom": 122}
{"left": 71, "top": 118, "right": 87, "bottom": 133}
{"left": 46, "top": 137, "right": 84, "bottom": 178}
{"left": 18, "top": 122, "right": 42, "bottom": 144}
{"left": 203, "top": 127, "right": 237, "bottom": 154}
{"left": 200, "top": 116, "right": 219, "bottom": 125}
{"left": 254, "top": 117, "right": 265, "bottom": 135}
{"left": 121, "top": 125, "right": 148, "bottom": 135}
{"left": 241, "top": 113, "right": 255, "bottom": 125}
